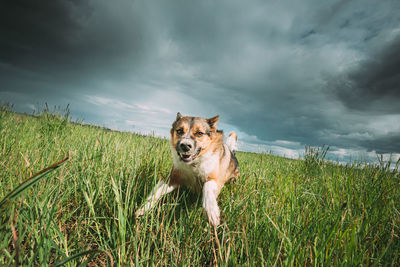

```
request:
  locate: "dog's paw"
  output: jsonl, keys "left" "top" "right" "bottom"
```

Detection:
{"left": 203, "top": 180, "right": 221, "bottom": 227}
{"left": 204, "top": 201, "right": 220, "bottom": 227}
{"left": 207, "top": 209, "right": 220, "bottom": 227}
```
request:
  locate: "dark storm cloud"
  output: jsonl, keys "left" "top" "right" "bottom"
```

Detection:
{"left": 331, "top": 35, "right": 400, "bottom": 113}
{"left": 359, "top": 134, "right": 400, "bottom": 155}
{"left": 148, "top": 1, "right": 349, "bottom": 145}
{"left": 163, "top": 0, "right": 400, "bottom": 156}
{"left": 0, "top": 0, "right": 154, "bottom": 93}
{"left": 1, "top": 0, "right": 400, "bottom": 160}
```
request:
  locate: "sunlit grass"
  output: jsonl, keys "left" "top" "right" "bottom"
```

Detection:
{"left": 0, "top": 105, "right": 399, "bottom": 266}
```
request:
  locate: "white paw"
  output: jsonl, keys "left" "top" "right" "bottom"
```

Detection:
{"left": 203, "top": 180, "right": 221, "bottom": 227}
{"left": 204, "top": 200, "right": 220, "bottom": 227}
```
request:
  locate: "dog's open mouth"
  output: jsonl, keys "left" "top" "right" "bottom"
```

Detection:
{"left": 179, "top": 153, "right": 193, "bottom": 162}
{"left": 178, "top": 149, "right": 200, "bottom": 163}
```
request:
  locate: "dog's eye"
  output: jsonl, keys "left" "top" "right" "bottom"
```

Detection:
{"left": 176, "top": 129, "right": 184, "bottom": 135}
{"left": 195, "top": 131, "right": 204, "bottom": 137}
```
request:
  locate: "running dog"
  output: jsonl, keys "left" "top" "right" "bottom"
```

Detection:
{"left": 135, "top": 113, "right": 239, "bottom": 226}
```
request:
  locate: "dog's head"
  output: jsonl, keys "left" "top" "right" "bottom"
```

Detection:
{"left": 170, "top": 112, "right": 219, "bottom": 164}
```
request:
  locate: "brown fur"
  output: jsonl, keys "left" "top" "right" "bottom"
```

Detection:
{"left": 169, "top": 113, "right": 239, "bottom": 192}
{"left": 135, "top": 113, "right": 239, "bottom": 226}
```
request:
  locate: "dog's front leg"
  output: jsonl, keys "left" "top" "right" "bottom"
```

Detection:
{"left": 135, "top": 181, "right": 177, "bottom": 217}
{"left": 202, "top": 180, "right": 220, "bottom": 227}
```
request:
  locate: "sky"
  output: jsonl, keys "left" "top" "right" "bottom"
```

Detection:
{"left": 1, "top": 0, "right": 400, "bottom": 164}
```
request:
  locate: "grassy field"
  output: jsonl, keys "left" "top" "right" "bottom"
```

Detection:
{"left": 0, "top": 105, "right": 399, "bottom": 266}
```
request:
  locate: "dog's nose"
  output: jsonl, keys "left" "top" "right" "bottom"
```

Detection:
{"left": 180, "top": 143, "right": 192, "bottom": 152}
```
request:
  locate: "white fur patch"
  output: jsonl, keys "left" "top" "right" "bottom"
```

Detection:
{"left": 198, "top": 150, "right": 219, "bottom": 177}
{"left": 135, "top": 181, "right": 177, "bottom": 217}
{"left": 202, "top": 180, "right": 220, "bottom": 226}
{"left": 171, "top": 146, "right": 219, "bottom": 192}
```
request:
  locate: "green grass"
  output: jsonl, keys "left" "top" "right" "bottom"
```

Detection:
{"left": 0, "top": 105, "right": 399, "bottom": 266}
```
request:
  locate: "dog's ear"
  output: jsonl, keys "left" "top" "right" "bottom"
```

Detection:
{"left": 176, "top": 112, "right": 182, "bottom": 121}
{"left": 207, "top": 115, "right": 219, "bottom": 130}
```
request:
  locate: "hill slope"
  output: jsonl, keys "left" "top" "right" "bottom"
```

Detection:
{"left": 0, "top": 107, "right": 399, "bottom": 265}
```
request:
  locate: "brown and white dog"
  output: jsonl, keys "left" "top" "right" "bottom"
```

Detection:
{"left": 135, "top": 112, "right": 239, "bottom": 226}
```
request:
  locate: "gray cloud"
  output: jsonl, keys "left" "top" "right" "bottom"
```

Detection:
{"left": 0, "top": 0, "right": 156, "bottom": 93}
{"left": 330, "top": 34, "right": 400, "bottom": 114}
{"left": 1, "top": 0, "right": 400, "bottom": 161}
{"left": 360, "top": 134, "right": 400, "bottom": 155}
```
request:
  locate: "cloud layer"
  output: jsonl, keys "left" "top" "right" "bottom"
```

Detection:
{"left": 1, "top": 0, "right": 400, "bottom": 163}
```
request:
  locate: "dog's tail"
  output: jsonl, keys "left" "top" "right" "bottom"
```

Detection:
{"left": 226, "top": 131, "right": 238, "bottom": 153}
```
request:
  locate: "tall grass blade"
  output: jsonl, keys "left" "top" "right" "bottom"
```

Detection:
{"left": 54, "top": 249, "right": 102, "bottom": 266}
{"left": 0, "top": 157, "right": 69, "bottom": 210}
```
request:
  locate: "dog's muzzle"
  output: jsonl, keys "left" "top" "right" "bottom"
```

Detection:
{"left": 177, "top": 139, "right": 199, "bottom": 163}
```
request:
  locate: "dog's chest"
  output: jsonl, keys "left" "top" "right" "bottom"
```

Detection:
{"left": 173, "top": 151, "right": 218, "bottom": 193}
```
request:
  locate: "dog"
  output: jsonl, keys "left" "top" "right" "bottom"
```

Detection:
{"left": 135, "top": 112, "right": 239, "bottom": 226}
